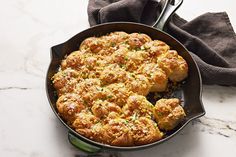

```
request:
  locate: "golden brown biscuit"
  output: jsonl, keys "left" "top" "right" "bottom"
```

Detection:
{"left": 153, "top": 98, "right": 186, "bottom": 131}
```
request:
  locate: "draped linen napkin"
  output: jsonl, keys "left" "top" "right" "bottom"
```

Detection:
{"left": 87, "top": 0, "right": 236, "bottom": 86}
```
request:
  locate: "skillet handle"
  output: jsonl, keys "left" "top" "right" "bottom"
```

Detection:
{"left": 50, "top": 43, "right": 64, "bottom": 60}
{"left": 153, "top": 0, "right": 183, "bottom": 30}
{"left": 68, "top": 131, "right": 102, "bottom": 153}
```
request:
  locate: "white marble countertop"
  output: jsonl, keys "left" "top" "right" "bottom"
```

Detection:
{"left": 0, "top": 0, "right": 236, "bottom": 156}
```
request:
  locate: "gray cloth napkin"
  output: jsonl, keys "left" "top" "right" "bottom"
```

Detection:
{"left": 88, "top": 0, "right": 236, "bottom": 86}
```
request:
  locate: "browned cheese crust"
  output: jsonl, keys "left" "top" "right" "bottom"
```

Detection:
{"left": 52, "top": 32, "right": 188, "bottom": 146}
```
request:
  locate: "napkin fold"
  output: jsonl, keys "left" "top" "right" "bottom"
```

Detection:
{"left": 88, "top": 0, "right": 236, "bottom": 86}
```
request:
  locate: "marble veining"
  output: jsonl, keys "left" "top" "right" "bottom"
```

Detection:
{"left": 0, "top": 87, "right": 31, "bottom": 90}
{"left": 1, "top": 0, "right": 236, "bottom": 157}
{"left": 196, "top": 117, "right": 236, "bottom": 138}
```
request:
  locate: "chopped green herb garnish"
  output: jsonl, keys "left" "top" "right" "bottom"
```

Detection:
{"left": 157, "top": 112, "right": 163, "bottom": 117}
{"left": 107, "top": 95, "right": 113, "bottom": 99}
{"left": 124, "top": 120, "right": 129, "bottom": 124}
{"left": 110, "top": 42, "right": 116, "bottom": 47}
{"left": 119, "top": 64, "right": 126, "bottom": 68}
{"left": 135, "top": 47, "right": 141, "bottom": 51}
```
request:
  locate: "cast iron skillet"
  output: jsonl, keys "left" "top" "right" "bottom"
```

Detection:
{"left": 46, "top": 0, "right": 205, "bottom": 153}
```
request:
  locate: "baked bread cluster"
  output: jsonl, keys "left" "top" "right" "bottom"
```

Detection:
{"left": 52, "top": 32, "right": 188, "bottom": 146}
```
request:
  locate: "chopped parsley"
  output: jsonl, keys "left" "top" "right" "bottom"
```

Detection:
{"left": 107, "top": 95, "right": 113, "bottom": 99}
{"left": 110, "top": 42, "right": 116, "bottom": 47}
{"left": 135, "top": 47, "right": 141, "bottom": 51}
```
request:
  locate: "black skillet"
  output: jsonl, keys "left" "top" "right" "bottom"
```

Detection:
{"left": 46, "top": 0, "right": 205, "bottom": 153}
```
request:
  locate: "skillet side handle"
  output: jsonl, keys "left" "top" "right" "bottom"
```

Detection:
{"left": 68, "top": 131, "right": 102, "bottom": 153}
{"left": 153, "top": 0, "right": 170, "bottom": 30}
{"left": 153, "top": 0, "right": 183, "bottom": 30}
{"left": 50, "top": 43, "right": 64, "bottom": 60}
